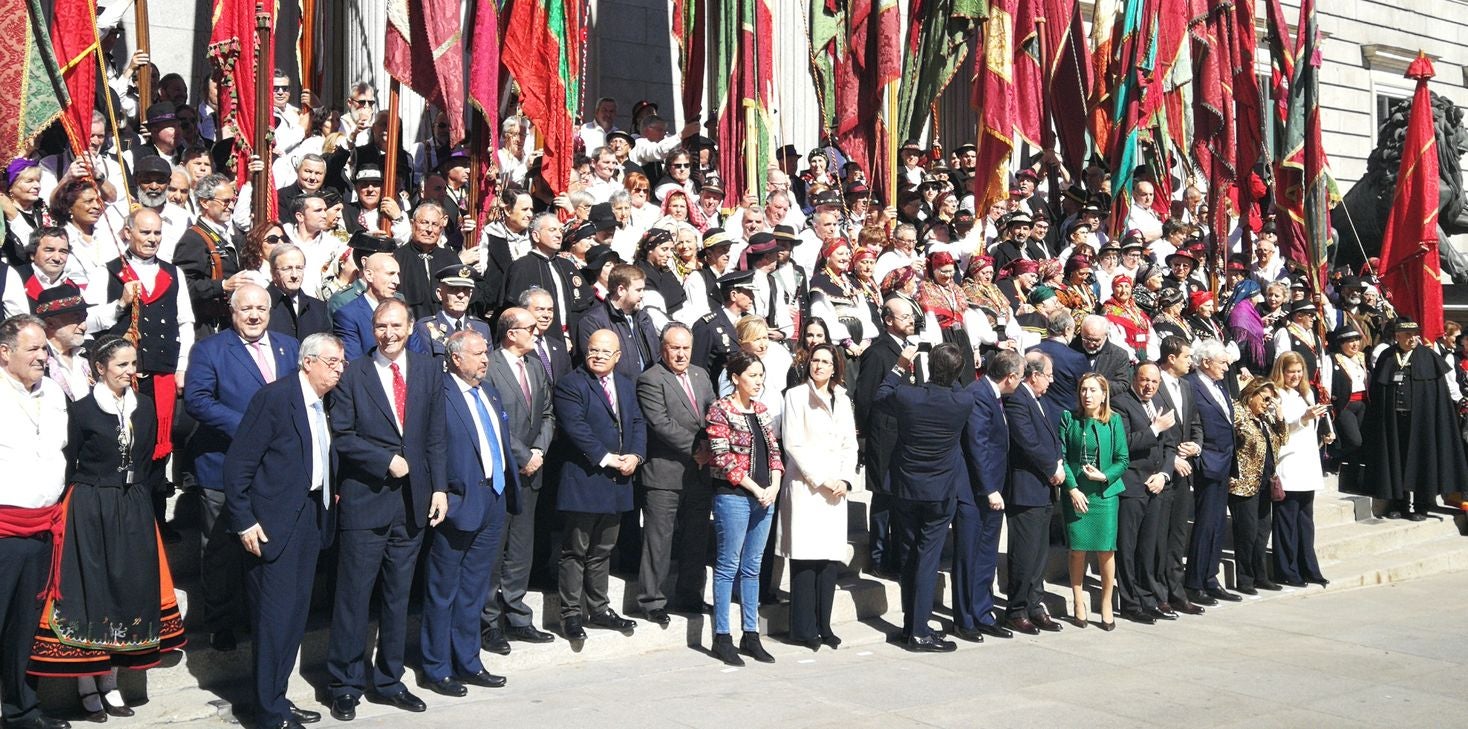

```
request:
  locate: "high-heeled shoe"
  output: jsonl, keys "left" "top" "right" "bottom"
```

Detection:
{"left": 1070, "top": 602, "right": 1088, "bottom": 629}
{"left": 101, "top": 694, "right": 133, "bottom": 718}
{"left": 1099, "top": 619, "right": 1117, "bottom": 632}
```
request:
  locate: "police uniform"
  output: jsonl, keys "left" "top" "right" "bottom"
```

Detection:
{"left": 410, "top": 265, "right": 493, "bottom": 362}
{"left": 691, "top": 269, "right": 755, "bottom": 378}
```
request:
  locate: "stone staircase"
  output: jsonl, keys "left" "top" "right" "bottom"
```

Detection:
{"left": 52, "top": 474, "right": 1468, "bottom": 725}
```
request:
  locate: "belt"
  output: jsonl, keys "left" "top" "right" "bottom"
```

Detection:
{"left": 1349, "top": 392, "right": 1365, "bottom": 402}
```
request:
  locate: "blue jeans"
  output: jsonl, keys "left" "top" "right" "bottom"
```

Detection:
{"left": 712, "top": 490, "right": 773, "bottom": 635}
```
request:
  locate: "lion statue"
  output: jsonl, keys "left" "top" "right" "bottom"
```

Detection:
{"left": 1332, "top": 90, "right": 1468, "bottom": 281}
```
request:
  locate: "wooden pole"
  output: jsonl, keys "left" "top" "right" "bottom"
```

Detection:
{"left": 381, "top": 79, "right": 402, "bottom": 234}
{"left": 252, "top": 4, "right": 272, "bottom": 226}
{"left": 134, "top": 0, "right": 152, "bottom": 121}
{"left": 300, "top": 0, "right": 316, "bottom": 128}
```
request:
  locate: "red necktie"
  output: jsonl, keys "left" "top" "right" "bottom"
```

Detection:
{"left": 390, "top": 361, "right": 407, "bottom": 427}
{"left": 517, "top": 359, "right": 533, "bottom": 405}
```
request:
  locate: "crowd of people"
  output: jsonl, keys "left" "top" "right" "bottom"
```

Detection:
{"left": 0, "top": 50, "right": 1466, "bottom": 729}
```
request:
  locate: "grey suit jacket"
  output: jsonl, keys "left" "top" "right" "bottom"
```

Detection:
{"left": 486, "top": 347, "right": 556, "bottom": 486}
{"left": 636, "top": 362, "right": 717, "bottom": 491}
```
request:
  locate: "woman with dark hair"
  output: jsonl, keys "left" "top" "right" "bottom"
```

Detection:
{"left": 778, "top": 343, "right": 856, "bottom": 650}
{"left": 1102, "top": 275, "right": 1154, "bottom": 361}
{"left": 239, "top": 219, "right": 287, "bottom": 278}
{"left": 917, "top": 252, "right": 977, "bottom": 377}
{"left": 654, "top": 148, "right": 698, "bottom": 203}
{"left": 810, "top": 238, "right": 875, "bottom": 381}
{"left": 634, "top": 226, "right": 688, "bottom": 325}
{"left": 52, "top": 177, "right": 114, "bottom": 285}
{"left": 788, "top": 317, "right": 831, "bottom": 389}
{"left": 705, "top": 352, "right": 784, "bottom": 666}
{"left": 1151, "top": 287, "right": 1193, "bottom": 343}
{"left": 1327, "top": 325, "right": 1369, "bottom": 488}
{"left": 1058, "top": 373, "right": 1128, "bottom": 630}
{"left": 29, "top": 337, "right": 185, "bottom": 720}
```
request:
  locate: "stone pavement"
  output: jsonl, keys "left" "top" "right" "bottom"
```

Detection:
{"left": 138, "top": 570, "right": 1468, "bottom": 728}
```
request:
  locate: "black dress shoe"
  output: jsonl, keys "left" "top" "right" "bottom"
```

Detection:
{"left": 459, "top": 670, "right": 507, "bottom": 688}
{"left": 210, "top": 629, "right": 237, "bottom": 652}
{"left": 100, "top": 696, "right": 132, "bottom": 719}
{"left": 821, "top": 634, "right": 842, "bottom": 650}
{"left": 1207, "top": 587, "right": 1242, "bottom": 602}
{"left": 588, "top": 610, "right": 637, "bottom": 634}
{"left": 287, "top": 702, "right": 321, "bottom": 724}
{"left": 1407, "top": 512, "right": 1428, "bottom": 522}
{"left": 505, "top": 625, "right": 556, "bottom": 643}
{"left": 1171, "top": 600, "right": 1206, "bottom": 615}
{"left": 1235, "top": 585, "right": 1258, "bottom": 596}
{"left": 1256, "top": 579, "right": 1283, "bottom": 591}
{"left": 481, "top": 628, "right": 511, "bottom": 655}
{"left": 1188, "top": 589, "right": 1218, "bottom": 606}
{"left": 1385, "top": 509, "right": 1404, "bottom": 520}
{"left": 1121, "top": 610, "right": 1156, "bottom": 625}
{"left": 868, "top": 566, "right": 900, "bottom": 580}
{"left": 1308, "top": 577, "right": 1330, "bottom": 587}
{"left": 1283, "top": 579, "right": 1308, "bottom": 588}
{"left": 10, "top": 717, "right": 71, "bottom": 729}
{"left": 1031, "top": 613, "right": 1064, "bottom": 632}
{"left": 1099, "top": 620, "right": 1117, "bottom": 632}
{"left": 329, "top": 696, "right": 358, "bottom": 722}
{"left": 905, "top": 634, "right": 958, "bottom": 653}
{"left": 953, "top": 626, "right": 984, "bottom": 643}
{"left": 264, "top": 719, "right": 304, "bottom": 729}
{"left": 561, "top": 617, "right": 587, "bottom": 641}
{"left": 645, "top": 608, "right": 671, "bottom": 627}
{"left": 423, "top": 677, "right": 467, "bottom": 698}
{"left": 374, "top": 689, "right": 427, "bottom": 713}
{"left": 1006, "top": 615, "right": 1040, "bottom": 635}
{"left": 976, "top": 622, "right": 1014, "bottom": 639}
{"left": 1147, "top": 607, "right": 1177, "bottom": 621}
{"left": 670, "top": 600, "right": 711, "bottom": 614}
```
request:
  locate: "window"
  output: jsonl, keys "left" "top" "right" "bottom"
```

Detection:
{"left": 1375, "top": 92, "right": 1410, "bottom": 133}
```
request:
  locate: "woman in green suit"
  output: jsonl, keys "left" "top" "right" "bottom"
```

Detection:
{"left": 1059, "top": 373, "right": 1129, "bottom": 630}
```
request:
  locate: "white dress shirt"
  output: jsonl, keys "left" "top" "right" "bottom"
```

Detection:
{"left": 299, "top": 372, "right": 329, "bottom": 492}
{"left": 0, "top": 372, "right": 68, "bottom": 508}
{"left": 372, "top": 349, "right": 409, "bottom": 432}
{"left": 454, "top": 374, "right": 506, "bottom": 479}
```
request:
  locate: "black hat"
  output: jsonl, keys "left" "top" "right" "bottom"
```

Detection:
{"left": 899, "top": 139, "right": 923, "bottom": 154}
{"left": 717, "top": 268, "right": 757, "bottom": 292}
{"left": 347, "top": 231, "right": 395, "bottom": 265}
{"left": 145, "top": 101, "right": 178, "bottom": 126}
{"left": 844, "top": 181, "right": 870, "bottom": 198}
{"left": 1289, "top": 300, "right": 1317, "bottom": 316}
{"left": 581, "top": 244, "right": 622, "bottom": 276}
{"left": 630, "top": 100, "right": 659, "bottom": 122}
{"left": 700, "top": 228, "right": 734, "bottom": 252}
{"left": 32, "top": 284, "right": 87, "bottom": 319}
{"left": 1157, "top": 287, "right": 1186, "bottom": 309}
{"left": 606, "top": 129, "right": 634, "bottom": 145}
{"left": 1394, "top": 317, "right": 1422, "bottom": 333}
{"left": 441, "top": 147, "right": 471, "bottom": 170}
{"left": 810, "top": 190, "right": 842, "bottom": 208}
{"left": 1063, "top": 186, "right": 1089, "bottom": 204}
{"left": 134, "top": 155, "right": 172, "bottom": 179}
{"left": 771, "top": 225, "right": 800, "bottom": 245}
{"left": 563, "top": 221, "right": 600, "bottom": 247}
{"left": 699, "top": 176, "right": 725, "bottom": 196}
{"left": 434, "top": 264, "right": 477, "bottom": 288}
{"left": 1338, "top": 275, "right": 1366, "bottom": 291}
{"left": 353, "top": 163, "right": 384, "bottom": 184}
{"left": 776, "top": 144, "right": 800, "bottom": 160}
{"left": 588, "top": 202, "right": 618, "bottom": 231}
{"left": 1329, "top": 324, "right": 1363, "bottom": 347}
{"left": 319, "top": 188, "right": 344, "bottom": 207}
{"left": 744, "top": 232, "right": 779, "bottom": 258}
{"left": 954, "top": 143, "right": 976, "bottom": 155}
{"left": 1002, "top": 211, "right": 1034, "bottom": 228}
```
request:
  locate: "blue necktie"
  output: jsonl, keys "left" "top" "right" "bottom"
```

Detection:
{"left": 470, "top": 388, "right": 506, "bottom": 494}
{"left": 310, "top": 400, "right": 332, "bottom": 508}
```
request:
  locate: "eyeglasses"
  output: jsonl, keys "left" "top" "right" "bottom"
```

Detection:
{"left": 263, "top": 234, "right": 285, "bottom": 244}
{"left": 308, "top": 355, "right": 345, "bottom": 368}
{"left": 212, "top": 197, "right": 238, "bottom": 205}
{"left": 586, "top": 348, "right": 619, "bottom": 357}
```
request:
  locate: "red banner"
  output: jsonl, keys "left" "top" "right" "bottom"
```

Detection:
{"left": 1379, "top": 54, "right": 1444, "bottom": 342}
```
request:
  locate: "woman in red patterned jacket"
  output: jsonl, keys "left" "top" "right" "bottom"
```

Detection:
{"left": 705, "top": 351, "right": 784, "bottom": 667}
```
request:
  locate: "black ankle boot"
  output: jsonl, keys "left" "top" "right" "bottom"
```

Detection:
{"left": 740, "top": 631, "right": 775, "bottom": 663}
{"left": 712, "top": 633, "right": 744, "bottom": 666}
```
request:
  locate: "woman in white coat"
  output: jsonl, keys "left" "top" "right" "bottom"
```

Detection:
{"left": 1269, "top": 351, "right": 1332, "bottom": 587}
{"left": 778, "top": 343, "right": 858, "bottom": 650}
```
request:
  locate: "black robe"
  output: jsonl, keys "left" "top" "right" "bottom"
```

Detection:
{"left": 1354, "top": 346, "right": 1468, "bottom": 501}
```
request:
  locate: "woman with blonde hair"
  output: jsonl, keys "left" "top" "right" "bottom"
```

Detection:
{"left": 722, "top": 315, "right": 792, "bottom": 427}
{"left": 1268, "top": 351, "right": 1332, "bottom": 587}
{"left": 1058, "top": 373, "right": 1128, "bottom": 630}
{"left": 1228, "top": 377, "right": 1289, "bottom": 594}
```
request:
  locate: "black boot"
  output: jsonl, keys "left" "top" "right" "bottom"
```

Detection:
{"left": 712, "top": 633, "right": 744, "bottom": 666}
{"left": 740, "top": 631, "right": 775, "bottom": 663}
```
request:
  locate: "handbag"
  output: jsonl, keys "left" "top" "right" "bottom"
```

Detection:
{"left": 1269, "top": 474, "right": 1285, "bottom": 502}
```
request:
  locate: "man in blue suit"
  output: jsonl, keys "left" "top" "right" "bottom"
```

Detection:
{"left": 419, "top": 330, "right": 518, "bottom": 698}
{"left": 876, "top": 343, "right": 975, "bottom": 653}
{"left": 553, "top": 328, "right": 646, "bottom": 641}
{"left": 409, "top": 265, "right": 492, "bottom": 362}
{"left": 1030, "top": 311, "right": 1089, "bottom": 430}
{"left": 184, "top": 283, "right": 300, "bottom": 653}
{"left": 224, "top": 332, "right": 343, "bottom": 729}
{"left": 1003, "top": 351, "right": 1067, "bottom": 636}
{"left": 1184, "top": 339, "right": 1242, "bottom": 606}
{"left": 325, "top": 299, "right": 448, "bottom": 721}
{"left": 951, "top": 350, "right": 1023, "bottom": 643}
{"left": 332, "top": 244, "right": 402, "bottom": 361}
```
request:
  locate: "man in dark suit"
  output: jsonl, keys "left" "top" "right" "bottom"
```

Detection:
{"left": 690, "top": 269, "right": 755, "bottom": 378}
{"left": 419, "top": 330, "right": 518, "bottom": 697}
{"left": 634, "top": 323, "right": 716, "bottom": 624}
{"left": 332, "top": 249, "right": 401, "bottom": 361}
{"left": 876, "top": 343, "right": 974, "bottom": 652}
{"left": 393, "top": 202, "right": 462, "bottom": 320}
{"left": 854, "top": 298, "right": 921, "bottom": 579}
{"left": 502, "top": 214, "right": 587, "bottom": 346}
{"left": 184, "top": 284, "right": 300, "bottom": 653}
{"left": 1003, "top": 351, "right": 1066, "bottom": 635}
{"left": 1030, "top": 311, "right": 1089, "bottom": 429}
{"left": 224, "top": 332, "right": 342, "bottom": 729}
{"left": 409, "top": 265, "right": 492, "bottom": 362}
{"left": 1152, "top": 335, "right": 1206, "bottom": 616}
{"left": 1112, "top": 363, "right": 1175, "bottom": 624}
{"left": 552, "top": 328, "right": 646, "bottom": 641}
{"left": 325, "top": 299, "right": 448, "bottom": 721}
{"left": 1184, "top": 339, "right": 1241, "bottom": 606}
{"left": 951, "top": 350, "right": 1023, "bottom": 643}
{"left": 470, "top": 189, "right": 533, "bottom": 319}
{"left": 1072, "top": 314, "right": 1133, "bottom": 392}
{"left": 173, "top": 172, "right": 249, "bottom": 336}
{"left": 274, "top": 154, "right": 329, "bottom": 216}
{"left": 266, "top": 244, "right": 332, "bottom": 341}
{"left": 479, "top": 308, "right": 557, "bottom": 653}
{"left": 575, "top": 264, "right": 660, "bottom": 379}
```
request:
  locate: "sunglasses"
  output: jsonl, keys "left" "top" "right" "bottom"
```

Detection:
{"left": 273, "top": 85, "right": 290, "bottom": 92}
{"left": 632, "top": 187, "right": 649, "bottom": 193}
{"left": 264, "top": 234, "right": 285, "bottom": 243}
{"left": 670, "top": 163, "right": 691, "bottom": 169}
